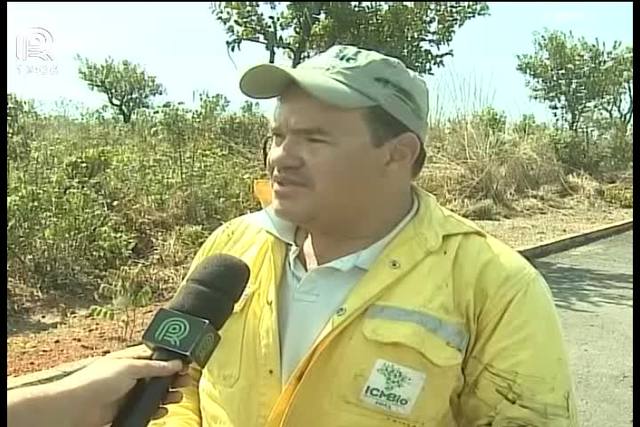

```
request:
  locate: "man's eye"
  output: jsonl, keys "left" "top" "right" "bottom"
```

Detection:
{"left": 308, "top": 137, "right": 327, "bottom": 144}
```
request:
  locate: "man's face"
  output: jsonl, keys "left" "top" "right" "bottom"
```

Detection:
{"left": 266, "top": 86, "right": 388, "bottom": 229}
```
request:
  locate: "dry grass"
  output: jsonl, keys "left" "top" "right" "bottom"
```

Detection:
{"left": 418, "top": 115, "right": 566, "bottom": 218}
{"left": 417, "top": 114, "right": 633, "bottom": 225}
{"left": 476, "top": 197, "right": 632, "bottom": 249}
{"left": 559, "top": 171, "right": 605, "bottom": 200}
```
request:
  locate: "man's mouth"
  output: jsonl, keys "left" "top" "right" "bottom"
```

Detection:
{"left": 272, "top": 175, "right": 307, "bottom": 188}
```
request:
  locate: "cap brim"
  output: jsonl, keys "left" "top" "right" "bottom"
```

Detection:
{"left": 239, "top": 64, "right": 376, "bottom": 109}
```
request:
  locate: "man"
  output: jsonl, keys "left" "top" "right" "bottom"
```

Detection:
{"left": 152, "top": 45, "right": 578, "bottom": 426}
{"left": 8, "top": 346, "right": 189, "bottom": 427}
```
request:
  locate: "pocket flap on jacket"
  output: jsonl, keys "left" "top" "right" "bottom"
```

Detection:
{"left": 362, "top": 304, "right": 467, "bottom": 366}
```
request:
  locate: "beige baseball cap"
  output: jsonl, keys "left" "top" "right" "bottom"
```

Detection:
{"left": 239, "top": 45, "right": 429, "bottom": 140}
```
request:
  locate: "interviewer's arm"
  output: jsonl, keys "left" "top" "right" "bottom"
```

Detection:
{"left": 8, "top": 350, "right": 188, "bottom": 427}
{"left": 8, "top": 381, "right": 73, "bottom": 427}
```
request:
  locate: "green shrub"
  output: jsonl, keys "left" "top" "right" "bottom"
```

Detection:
{"left": 7, "top": 91, "right": 631, "bottom": 310}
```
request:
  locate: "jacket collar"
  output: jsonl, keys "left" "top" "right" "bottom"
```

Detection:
{"left": 247, "top": 182, "right": 485, "bottom": 258}
{"left": 407, "top": 185, "right": 486, "bottom": 253}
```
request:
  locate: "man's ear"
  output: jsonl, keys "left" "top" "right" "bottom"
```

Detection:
{"left": 384, "top": 132, "right": 421, "bottom": 175}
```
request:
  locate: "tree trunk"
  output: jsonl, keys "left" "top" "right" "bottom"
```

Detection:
{"left": 291, "top": 49, "right": 303, "bottom": 68}
{"left": 120, "top": 106, "right": 131, "bottom": 124}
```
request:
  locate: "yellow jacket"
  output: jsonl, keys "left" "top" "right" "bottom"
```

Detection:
{"left": 150, "top": 187, "right": 578, "bottom": 426}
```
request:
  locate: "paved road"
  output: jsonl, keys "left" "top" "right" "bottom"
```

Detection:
{"left": 532, "top": 230, "right": 633, "bottom": 427}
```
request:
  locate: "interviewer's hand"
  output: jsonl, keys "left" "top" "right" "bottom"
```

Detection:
{"left": 9, "top": 346, "right": 191, "bottom": 427}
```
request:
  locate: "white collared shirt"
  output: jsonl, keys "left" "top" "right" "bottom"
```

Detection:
{"left": 256, "top": 196, "right": 418, "bottom": 384}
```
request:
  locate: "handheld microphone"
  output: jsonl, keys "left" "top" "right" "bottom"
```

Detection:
{"left": 112, "top": 254, "right": 250, "bottom": 427}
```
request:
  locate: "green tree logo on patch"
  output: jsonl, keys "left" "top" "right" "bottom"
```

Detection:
{"left": 377, "top": 362, "right": 412, "bottom": 392}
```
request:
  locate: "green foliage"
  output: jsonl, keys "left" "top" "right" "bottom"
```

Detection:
{"left": 8, "top": 141, "right": 134, "bottom": 292}
{"left": 512, "top": 114, "right": 539, "bottom": 138}
{"left": 76, "top": 56, "right": 165, "bottom": 123}
{"left": 7, "top": 94, "right": 41, "bottom": 163}
{"left": 604, "top": 120, "right": 633, "bottom": 170}
{"left": 598, "top": 46, "right": 633, "bottom": 126}
{"left": 517, "top": 29, "right": 633, "bottom": 172}
{"left": 7, "top": 35, "right": 632, "bottom": 312}
{"left": 90, "top": 264, "right": 154, "bottom": 341}
{"left": 548, "top": 129, "right": 600, "bottom": 174}
{"left": 472, "top": 106, "right": 507, "bottom": 136}
{"left": 7, "top": 92, "right": 265, "bottom": 306}
{"left": 89, "top": 305, "right": 116, "bottom": 321}
{"left": 517, "top": 30, "right": 632, "bottom": 130}
{"left": 217, "top": 101, "right": 271, "bottom": 152}
{"left": 212, "top": 2, "right": 489, "bottom": 74}
{"left": 547, "top": 115, "right": 632, "bottom": 175}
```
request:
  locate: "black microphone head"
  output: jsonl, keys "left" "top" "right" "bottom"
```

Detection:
{"left": 168, "top": 254, "right": 250, "bottom": 330}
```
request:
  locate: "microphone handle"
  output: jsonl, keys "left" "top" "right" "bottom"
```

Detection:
{"left": 112, "top": 348, "right": 186, "bottom": 427}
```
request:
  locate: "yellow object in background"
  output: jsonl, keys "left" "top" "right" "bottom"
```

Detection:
{"left": 253, "top": 179, "right": 272, "bottom": 207}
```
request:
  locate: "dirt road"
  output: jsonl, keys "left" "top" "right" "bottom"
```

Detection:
{"left": 533, "top": 230, "right": 633, "bottom": 427}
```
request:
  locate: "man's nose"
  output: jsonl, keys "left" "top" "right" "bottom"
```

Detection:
{"left": 269, "top": 138, "right": 304, "bottom": 170}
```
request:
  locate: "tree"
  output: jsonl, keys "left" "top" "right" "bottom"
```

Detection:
{"left": 76, "top": 56, "right": 165, "bottom": 123}
{"left": 517, "top": 30, "right": 633, "bottom": 173}
{"left": 599, "top": 45, "right": 633, "bottom": 127}
{"left": 516, "top": 29, "right": 633, "bottom": 133}
{"left": 212, "top": 2, "right": 489, "bottom": 74}
{"left": 7, "top": 94, "right": 40, "bottom": 163}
